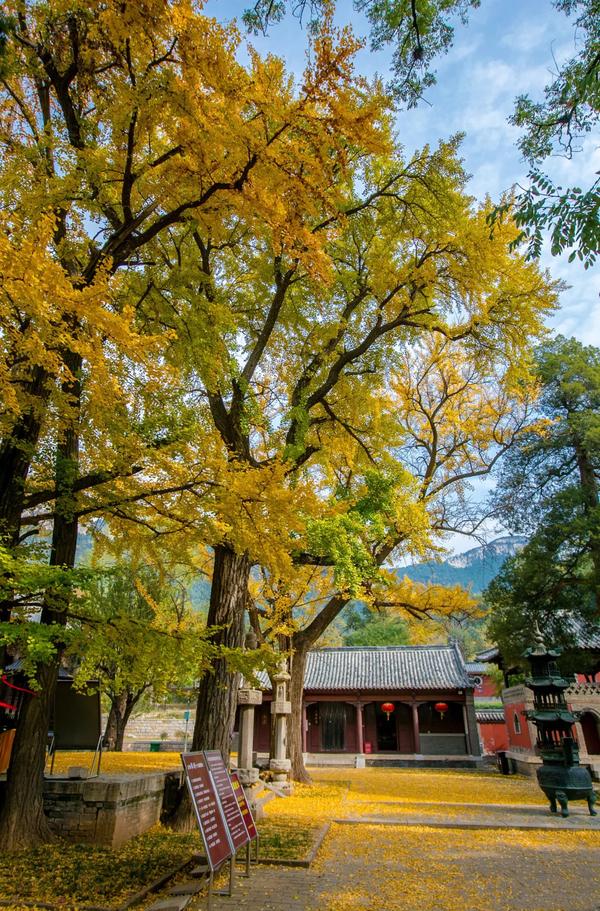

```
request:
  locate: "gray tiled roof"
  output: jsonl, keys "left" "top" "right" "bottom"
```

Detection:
{"left": 286, "top": 645, "right": 472, "bottom": 692}
{"left": 466, "top": 661, "right": 494, "bottom": 674}
{"left": 475, "top": 709, "right": 505, "bottom": 724}
{"left": 564, "top": 615, "right": 600, "bottom": 649}
{"left": 474, "top": 646, "right": 500, "bottom": 663}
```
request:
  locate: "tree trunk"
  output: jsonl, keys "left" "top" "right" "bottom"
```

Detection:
{"left": 287, "top": 594, "right": 350, "bottom": 783}
{"left": 115, "top": 693, "right": 138, "bottom": 752}
{"left": 0, "top": 353, "right": 81, "bottom": 850}
{"left": 167, "top": 545, "right": 250, "bottom": 831}
{"left": 104, "top": 692, "right": 138, "bottom": 752}
{"left": 0, "top": 659, "right": 59, "bottom": 850}
{"left": 0, "top": 366, "right": 52, "bottom": 666}
{"left": 104, "top": 700, "right": 119, "bottom": 751}
{"left": 192, "top": 545, "right": 250, "bottom": 759}
{"left": 0, "top": 504, "right": 77, "bottom": 849}
{"left": 288, "top": 642, "right": 311, "bottom": 783}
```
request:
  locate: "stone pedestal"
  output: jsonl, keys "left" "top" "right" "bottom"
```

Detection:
{"left": 269, "top": 664, "right": 293, "bottom": 793}
{"left": 237, "top": 686, "right": 263, "bottom": 815}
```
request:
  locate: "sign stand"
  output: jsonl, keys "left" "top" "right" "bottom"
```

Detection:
{"left": 181, "top": 751, "right": 234, "bottom": 908}
{"left": 230, "top": 770, "right": 260, "bottom": 875}
{"left": 182, "top": 752, "right": 258, "bottom": 908}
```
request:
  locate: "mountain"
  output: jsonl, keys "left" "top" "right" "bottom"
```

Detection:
{"left": 398, "top": 536, "right": 527, "bottom": 594}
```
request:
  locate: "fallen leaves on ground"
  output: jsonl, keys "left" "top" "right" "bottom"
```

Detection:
{"left": 49, "top": 750, "right": 181, "bottom": 776}
{"left": 311, "top": 766, "right": 547, "bottom": 806}
{"left": 0, "top": 826, "right": 200, "bottom": 907}
{"left": 314, "top": 823, "right": 600, "bottom": 911}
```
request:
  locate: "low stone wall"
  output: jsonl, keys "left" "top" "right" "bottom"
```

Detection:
{"left": 43, "top": 771, "right": 181, "bottom": 847}
{"left": 419, "top": 733, "right": 467, "bottom": 755}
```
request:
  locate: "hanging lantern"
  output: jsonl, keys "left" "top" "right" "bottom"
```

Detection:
{"left": 381, "top": 702, "right": 395, "bottom": 720}
{"left": 434, "top": 701, "right": 448, "bottom": 720}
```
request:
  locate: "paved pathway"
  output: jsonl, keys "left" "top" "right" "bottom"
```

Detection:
{"left": 185, "top": 804, "right": 600, "bottom": 911}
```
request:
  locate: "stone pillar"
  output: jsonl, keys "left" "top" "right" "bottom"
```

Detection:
{"left": 236, "top": 630, "right": 263, "bottom": 814}
{"left": 269, "top": 661, "right": 292, "bottom": 793}
{"left": 411, "top": 703, "right": 421, "bottom": 754}
{"left": 463, "top": 691, "right": 482, "bottom": 757}
{"left": 237, "top": 686, "right": 263, "bottom": 784}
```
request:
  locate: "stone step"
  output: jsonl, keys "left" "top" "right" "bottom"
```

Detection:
{"left": 190, "top": 864, "right": 211, "bottom": 878}
{"left": 169, "top": 880, "right": 205, "bottom": 896}
{"left": 145, "top": 896, "right": 192, "bottom": 911}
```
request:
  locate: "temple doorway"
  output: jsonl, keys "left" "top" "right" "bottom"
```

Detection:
{"left": 375, "top": 704, "right": 398, "bottom": 751}
{"left": 321, "top": 702, "right": 347, "bottom": 751}
{"left": 580, "top": 711, "right": 600, "bottom": 755}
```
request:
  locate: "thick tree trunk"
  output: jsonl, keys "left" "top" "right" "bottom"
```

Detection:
{"left": 0, "top": 366, "right": 52, "bottom": 666}
{"left": 0, "top": 505, "right": 77, "bottom": 849}
{"left": 192, "top": 545, "right": 250, "bottom": 759}
{"left": 0, "top": 354, "right": 81, "bottom": 850}
{"left": 0, "top": 366, "right": 50, "bottom": 540}
{"left": 167, "top": 545, "right": 250, "bottom": 831}
{"left": 288, "top": 643, "right": 311, "bottom": 783}
{"left": 0, "top": 659, "right": 59, "bottom": 850}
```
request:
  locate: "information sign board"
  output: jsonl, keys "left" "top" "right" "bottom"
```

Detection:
{"left": 230, "top": 771, "right": 258, "bottom": 840}
{"left": 204, "top": 750, "right": 250, "bottom": 851}
{"left": 181, "top": 752, "right": 232, "bottom": 871}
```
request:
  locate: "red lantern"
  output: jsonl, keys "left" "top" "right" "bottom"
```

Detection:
{"left": 434, "top": 701, "right": 448, "bottom": 720}
{"left": 381, "top": 702, "right": 395, "bottom": 720}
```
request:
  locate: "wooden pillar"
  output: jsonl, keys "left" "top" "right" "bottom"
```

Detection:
{"left": 411, "top": 703, "right": 421, "bottom": 754}
{"left": 355, "top": 703, "right": 364, "bottom": 753}
{"left": 302, "top": 702, "right": 308, "bottom": 753}
{"left": 462, "top": 703, "right": 471, "bottom": 754}
{"left": 463, "top": 692, "right": 482, "bottom": 757}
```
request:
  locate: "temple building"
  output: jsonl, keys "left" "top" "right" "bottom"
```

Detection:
{"left": 252, "top": 644, "right": 483, "bottom": 767}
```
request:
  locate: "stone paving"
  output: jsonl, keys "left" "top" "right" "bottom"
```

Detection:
{"left": 182, "top": 804, "right": 600, "bottom": 911}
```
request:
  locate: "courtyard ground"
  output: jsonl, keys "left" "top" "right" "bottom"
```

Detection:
{"left": 1, "top": 756, "right": 599, "bottom": 911}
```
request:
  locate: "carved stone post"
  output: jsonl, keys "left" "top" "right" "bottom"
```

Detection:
{"left": 237, "top": 687, "right": 262, "bottom": 784}
{"left": 237, "top": 631, "right": 263, "bottom": 814}
{"left": 270, "top": 661, "right": 292, "bottom": 793}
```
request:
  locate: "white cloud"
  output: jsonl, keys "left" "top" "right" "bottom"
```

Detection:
{"left": 499, "top": 21, "right": 551, "bottom": 53}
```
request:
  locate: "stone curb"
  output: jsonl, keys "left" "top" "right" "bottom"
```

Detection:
{"left": 334, "top": 815, "right": 600, "bottom": 832}
{"left": 118, "top": 856, "right": 194, "bottom": 909}
{"left": 255, "top": 822, "right": 330, "bottom": 868}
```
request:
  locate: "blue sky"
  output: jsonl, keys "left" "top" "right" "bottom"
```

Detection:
{"left": 208, "top": 0, "right": 599, "bottom": 346}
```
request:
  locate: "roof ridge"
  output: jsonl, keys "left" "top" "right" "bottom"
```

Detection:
{"left": 309, "top": 645, "right": 455, "bottom": 652}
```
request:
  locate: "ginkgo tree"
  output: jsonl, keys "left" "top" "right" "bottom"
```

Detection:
{"left": 0, "top": 0, "right": 559, "bottom": 848}
{"left": 0, "top": 0, "right": 389, "bottom": 849}
{"left": 107, "top": 136, "right": 559, "bottom": 787}
{"left": 243, "top": 335, "right": 544, "bottom": 780}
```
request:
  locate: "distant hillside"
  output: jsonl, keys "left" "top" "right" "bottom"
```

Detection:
{"left": 398, "top": 536, "right": 527, "bottom": 594}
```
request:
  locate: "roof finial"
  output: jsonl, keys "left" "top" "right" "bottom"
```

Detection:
{"left": 532, "top": 620, "right": 547, "bottom": 654}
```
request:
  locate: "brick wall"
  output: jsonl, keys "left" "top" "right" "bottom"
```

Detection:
{"left": 43, "top": 771, "right": 181, "bottom": 846}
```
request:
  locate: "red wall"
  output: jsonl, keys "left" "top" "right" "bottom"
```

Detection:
{"left": 504, "top": 700, "right": 533, "bottom": 750}
{"left": 471, "top": 674, "right": 498, "bottom": 699}
{"left": 478, "top": 721, "right": 508, "bottom": 755}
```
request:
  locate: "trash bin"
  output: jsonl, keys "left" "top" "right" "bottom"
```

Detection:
{"left": 149, "top": 742, "right": 161, "bottom": 752}
{"left": 497, "top": 750, "right": 511, "bottom": 774}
